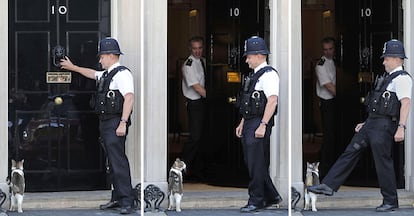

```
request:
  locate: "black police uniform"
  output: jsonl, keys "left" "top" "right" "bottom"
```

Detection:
{"left": 94, "top": 38, "right": 135, "bottom": 213}
{"left": 97, "top": 66, "right": 134, "bottom": 209}
{"left": 239, "top": 66, "right": 281, "bottom": 208}
{"left": 238, "top": 36, "right": 282, "bottom": 211}
{"left": 321, "top": 71, "right": 410, "bottom": 208}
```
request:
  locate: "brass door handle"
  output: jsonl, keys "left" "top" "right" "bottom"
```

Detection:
{"left": 228, "top": 96, "right": 236, "bottom": 104}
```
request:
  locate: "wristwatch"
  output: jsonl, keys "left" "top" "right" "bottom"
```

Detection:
{"left": 398, "top": 123, "right": 406, "bottom": 130}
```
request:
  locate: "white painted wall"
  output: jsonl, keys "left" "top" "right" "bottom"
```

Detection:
{"left": 270, "top": 0, "right": 303, "bottom": 205}
{"left": 0, "top": 0, "right": 9, "bottom": 196}
{"left": 403, "top": 0, "right": 414, "bottom": 192}
{"left": 269, "top": 0, "right": 303, "bottom": 206}
{"left": 140, "top": 0, "right": 168, "bottom": 188}
{"left": 111, "top": 0, "right": 168, "bottom": 208}
{"left": 113, "top": 0, "right": 169, "bottom": 190}
{"left": 111, "top": 0, "right": 143, "bottom": 188}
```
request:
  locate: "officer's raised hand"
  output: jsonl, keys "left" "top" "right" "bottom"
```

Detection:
{"left": 60, "top": 56, "right": 75, "bottom": 71}
{"left": 60, "top": 56, "right": 97, "bottom": 80}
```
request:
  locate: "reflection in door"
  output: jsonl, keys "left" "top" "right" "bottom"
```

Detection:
{"left": 8, "top": 0, "right": 111, "bottom": 191}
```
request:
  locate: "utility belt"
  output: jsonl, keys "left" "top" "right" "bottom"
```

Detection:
{"left": 368, "top": 113, "right": 394, "bottom": 120}
{"left": 93, "top": 89, "right": 124, "bottom": 120}
{"left": 364, "top": 90, "right": 400, "bottom": 121}
{"left": 237, "top": 90, "right": 267, "bottom": 120}
{"left": 319, "top": 98, "right": 336, "bottom": 103}
{"left": 186, "top": 98, "right": 205, "bottom": 103}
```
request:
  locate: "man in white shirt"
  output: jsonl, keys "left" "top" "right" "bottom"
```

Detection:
{"left": 315, "top": 36, "right": 337, "bottom": 177}
{"left": 235, "top": 36, "right": 282, "bottom": 213}
{"left": 181, "top": 36, "right": 207, "bottom": 181}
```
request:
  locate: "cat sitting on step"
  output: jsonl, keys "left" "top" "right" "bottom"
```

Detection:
{"left": 7, "top": 159, "right": 25, "bottom": 213}
{"left": 167, "top": 158, "right": 187, "bottom": 212}
{"left": 304, "top": 162, "right": 319, "bottom": 212}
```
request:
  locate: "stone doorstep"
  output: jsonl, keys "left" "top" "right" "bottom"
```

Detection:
{"left": 13, "top": 188, "right": 414, "bottom": 210}
{"left": 13, "top": 190, "right": 111, "bottom": 209}
{"left": 306, "top": 188, "right": 414, "bottom": 209}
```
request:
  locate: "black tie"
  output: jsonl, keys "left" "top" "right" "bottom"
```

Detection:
{"left": 103, "top": 70, "right": 108, "bottom": 78}
{"left": 201, "top": 58, "right": 208, "bottom": 88}
{"left": 200, "top": 58, "right": 206, "bottom": 74}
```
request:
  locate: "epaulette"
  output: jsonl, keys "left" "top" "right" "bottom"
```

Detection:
{"left": 317, "top": 58, "right": 325, "bottom": 66}
{"left": 185, "top": 58, "right": 193, "bottom": 66}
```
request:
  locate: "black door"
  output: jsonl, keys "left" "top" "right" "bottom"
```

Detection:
{"left": 8, "top": 0, "right": 111, "bottom": 191}
{"left": 204, "top": 0, "right": 267, "bottom": 187}
{"left": 335, "top": 0, "right": 404, "bottom": 188}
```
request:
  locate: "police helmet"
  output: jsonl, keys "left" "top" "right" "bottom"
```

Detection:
{"left": 381, "top": 39, "right": 407, "bottom": 59}
{"left": 243, "top": 36, "right": 270, "bottom": 57}
{"left": 97, "top": 38, "right": 123, "bottom": 56}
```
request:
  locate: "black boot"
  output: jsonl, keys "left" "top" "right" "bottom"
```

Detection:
{"left": 307, "top": 183, "right": 334, "bottom": 196}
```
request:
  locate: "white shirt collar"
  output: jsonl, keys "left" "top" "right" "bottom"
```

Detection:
{"left": 322, "top": 56, "right": 334, "bottom": 62}
{"left": 107, "top": 62, "right": 121, "bottom": 73}
{"left": 254, "top": 61, "right": 268, "bottom": 73}
{"left": 190, "top": 55, "right": 201, "bottom": 61}
{"left": 389, "top": 66, "right": 403, "bottom": 74}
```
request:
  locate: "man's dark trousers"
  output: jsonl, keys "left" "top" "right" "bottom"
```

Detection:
{"left": 319, "top": 98, "right": 336, "bottom": 176}
{"left": 182, "top": 98, "right": 205, "bottom": 176}
{"left": 100, "top": 117, "right": 134, "bottom": 207}
{"left": 322, "top": 117, "right": 398, "bottom": 206}
{"left": 241, "top": 117, "right": 280, "bottom": 207}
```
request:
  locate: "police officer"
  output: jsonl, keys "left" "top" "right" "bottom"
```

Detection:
{"left": 308, "top": 39, "right": 412, "bottom": 212}
{"left": 181, "top": 36, "right": 207, "bottom": 181}
{"left": 315, "top": 37, "right": 337, "bottom": 177}
{"left": 60, "top": 37, "right": 135, "bottom": 214}
{"left": 235, "top": 36, "right": 282, "bottom": 213}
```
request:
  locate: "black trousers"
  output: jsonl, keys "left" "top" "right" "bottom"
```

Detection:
{"left": 322, "top": 117, "right": 398, "bottom": 205}
{"left": 182, "top": 98, "right": 206, "bottom": 175}
{"left": 319, "top": 98, "right": 337, "bottom": 176}
{"left": 241, "top": 117, "right": 280, "bottom": 206}
{"left": 100, "top": 117, "right": 134, "bottom": 207}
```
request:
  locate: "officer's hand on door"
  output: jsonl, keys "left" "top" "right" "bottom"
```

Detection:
{"left": 60, "top": 56, "right": 75, "bottom": 71}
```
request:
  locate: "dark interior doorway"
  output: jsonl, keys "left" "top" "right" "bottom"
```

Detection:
{"left": 167, "top": 0, "right": 269, "bottom": 187}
